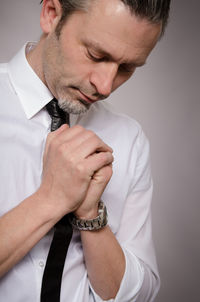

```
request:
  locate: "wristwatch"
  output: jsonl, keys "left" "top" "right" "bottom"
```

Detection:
{"left": 70, "top": 201, "right": 108, "bottom": 231}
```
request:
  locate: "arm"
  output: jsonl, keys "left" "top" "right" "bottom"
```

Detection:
{"left": 71, "top": 161, "right": 126, "bottom": 300}
{"left": 0, "top": 191, "right": 59, "bottom": 278}
{"left": 77, "top": 188, "right": 156, "bottom": 302}
{"left": 81, "top": 226, "right": 125, "bottom": 300}
{"left": 0, "top": 124, "right": 113, "bottom": 277}
{"left": 114, "top": 129, "right": 160, "bottom": 302}
{"left": 78, "top": 127, "right": 160, "bottom": 301}
{"left": 115, "top": 185, "right": 160, "bottom": 302}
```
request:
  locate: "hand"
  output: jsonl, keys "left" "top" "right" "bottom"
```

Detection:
{"left": 38, "top": 124, "right": 113, "bottom": 219}
{"left": 74, "top": 164, "right": 113, "bottom": 219}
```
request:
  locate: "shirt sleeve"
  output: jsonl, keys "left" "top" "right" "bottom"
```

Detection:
{"left": 90, "top": 127, "right": 160, "bottom": 301}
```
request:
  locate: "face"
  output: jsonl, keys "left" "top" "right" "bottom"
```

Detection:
{"left": 41, "top": 0, "right": 161, "bottom": 114}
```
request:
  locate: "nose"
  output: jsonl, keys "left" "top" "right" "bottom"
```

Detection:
{"left": 90, "top": 63, "right": 118, "bottom": 98}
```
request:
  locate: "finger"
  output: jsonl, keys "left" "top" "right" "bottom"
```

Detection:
{"left": 78, "top": 164, "right": 113, "bottom": 216}
{"left": 92, "top": 164, "right": 113, "bottom": 184}
{"left": 44, "top": 124, "right": 89, "bottom": 160}
{"left": 85, "top": 151, "right": 114, "bottom": 177}
{"left": 51, "top": 126, "right": 113, "bottom": 161}
{"left": 58, "top": 126, "right": 113, "bottom": 154}
{"left": 44, "top": 124, "right": 69, "bottom": 158}
{"left": 67, "top": 134, "right": 113, "bottom": 161}
{"left": 46, "top": 125, "right": 90, "bottom": 153}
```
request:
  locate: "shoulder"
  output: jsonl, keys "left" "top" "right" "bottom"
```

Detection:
{"left": 94, "top": 101, "right": 147, "bottom": 145}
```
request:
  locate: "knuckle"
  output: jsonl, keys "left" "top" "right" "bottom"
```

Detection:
{"left": 84, "top": 129, "right": 96, "bottom": 141}
{"left": 100, "top": 152, "right": 108, "bottom": 162}
{"left": 67, "top": 153, "right": 76, "bottom": 166}
{"left": 100, "top": 151, "right": 113, "bottom": 164}
{"left": 74, "top": 125, "right": 84, "bottom": 132}
{"left": 76, "top": 162, "right": 85, "bottom": 175}
{"left": 86, "top": 129, "right": 95, "bottom": 137}
{"left": 92, "top": 135, "right": 101, "bottom": 148}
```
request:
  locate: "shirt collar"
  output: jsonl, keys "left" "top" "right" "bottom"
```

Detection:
{"left": 7, "top": 43, "right": 53, "bottom": 119}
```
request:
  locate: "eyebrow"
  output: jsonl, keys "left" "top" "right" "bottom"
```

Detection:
{"left": 84, "top": 40, "right": 146, "bottom": 67}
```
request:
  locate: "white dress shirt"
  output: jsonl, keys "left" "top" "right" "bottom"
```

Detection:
{"left": 0, "top": 44, "right": 160, "bottom": 302}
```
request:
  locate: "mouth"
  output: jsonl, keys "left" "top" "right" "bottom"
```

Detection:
{"left": 78, "top": 90, "right": 97, "bottom": 104}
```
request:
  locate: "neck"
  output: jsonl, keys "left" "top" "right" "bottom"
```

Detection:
{"left": 26, "top": 36, "right": 46, "bottom": 85}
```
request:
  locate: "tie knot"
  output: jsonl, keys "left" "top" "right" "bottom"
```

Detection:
{"left": 46, "top": 98, "right": 65, "bottom": 119}
{"left": 46, "top": 98, "right": 69, "bottom": 131}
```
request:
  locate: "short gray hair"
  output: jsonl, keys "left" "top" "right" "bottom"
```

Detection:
{"left": 41, "top": 0, "right": 171, "bottom": 36}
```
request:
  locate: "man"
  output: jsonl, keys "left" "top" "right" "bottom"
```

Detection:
{"left": 0, "top": 0, "right": 170, "bottom": 301}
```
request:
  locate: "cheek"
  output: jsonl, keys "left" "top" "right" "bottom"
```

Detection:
{"left": 56, "top": 37, "right": 93, "bottom": 82}
{"left": 60, "top": 47, "right": 87, "bottom": 79}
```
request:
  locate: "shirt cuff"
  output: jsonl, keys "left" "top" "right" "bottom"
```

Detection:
{"left": 89, "top": 247, "right": 144, "bottom": 302}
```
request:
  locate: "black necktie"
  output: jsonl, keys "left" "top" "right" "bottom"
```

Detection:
{"left": 45, "top": 98, "right": 69, "bottom": 130}
{"left": 40, "top": 98, "right": 73, "bottom": 302}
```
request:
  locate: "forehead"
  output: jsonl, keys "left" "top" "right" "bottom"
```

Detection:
{"left": 62, "top": 0, "right": 161, "bottom": 64}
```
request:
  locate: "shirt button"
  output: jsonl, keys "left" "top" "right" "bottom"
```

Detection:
{"left": 39, "top": 261, "right": 45, "bottom": 268}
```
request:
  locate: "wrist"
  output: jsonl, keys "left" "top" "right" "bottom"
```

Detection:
{"left": 34, "top": 187, "right": 67, "bottom": 223}
{"left": 70, "top": 201, "right": 108, "bottom": 231}
{"left": 74, "top": 207, "right": 99, "bottom": 220}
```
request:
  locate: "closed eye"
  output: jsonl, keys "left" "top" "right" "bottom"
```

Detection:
{"left": 87, "top": 50, "right": 105, "bottom": 62}
{"left": 86, "top": 47, "right": 139, "bottom": 74}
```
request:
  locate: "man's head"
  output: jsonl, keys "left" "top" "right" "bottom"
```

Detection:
{"left": 36, "top": 0, "right": 170, "bottom": 114}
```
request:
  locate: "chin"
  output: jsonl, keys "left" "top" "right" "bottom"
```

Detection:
{"left": 58, "top": 98, "right": 90, "bottom": 115}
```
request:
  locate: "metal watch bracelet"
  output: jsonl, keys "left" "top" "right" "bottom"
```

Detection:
{"left": 70, "top": 201, "right": 108, "bottom": 231}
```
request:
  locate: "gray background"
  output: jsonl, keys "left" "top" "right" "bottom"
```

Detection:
{"left": 0, "top": 1, "right": 199, "bottom": 301}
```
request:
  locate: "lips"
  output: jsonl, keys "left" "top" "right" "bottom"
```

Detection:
{"left": 78, "top": 90, "right": 97, "bottom": 104}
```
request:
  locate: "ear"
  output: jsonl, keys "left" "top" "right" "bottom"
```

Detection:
{"left": 40, "top": 0, "right": 62, "bottom": 34}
